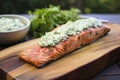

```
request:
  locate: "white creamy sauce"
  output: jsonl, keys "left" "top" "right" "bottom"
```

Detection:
{"left": 39, "top": 18, "right": 102, "bottom": 47}
{"left": 0, "top": 17, "right": 25, "bottom": 32}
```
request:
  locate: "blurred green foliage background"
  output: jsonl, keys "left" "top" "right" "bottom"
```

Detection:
{"left": 0, "top": 0, "right": 120, "bottom": 14}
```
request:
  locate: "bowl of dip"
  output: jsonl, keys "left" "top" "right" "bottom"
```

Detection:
{"left": 0, "top": 14, "right": 30, "bottom": 45}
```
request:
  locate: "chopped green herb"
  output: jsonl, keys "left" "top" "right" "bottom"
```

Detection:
{"left": 39, "top": 18, "right": 102, "bottom": 47}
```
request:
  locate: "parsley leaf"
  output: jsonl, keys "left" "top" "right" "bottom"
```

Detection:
{"left": 28, "top": 5, "right": 80, "bottom": 38}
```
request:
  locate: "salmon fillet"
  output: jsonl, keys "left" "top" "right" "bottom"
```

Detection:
{"left": 19, "top": 24, "right": 110, "bottom": 67}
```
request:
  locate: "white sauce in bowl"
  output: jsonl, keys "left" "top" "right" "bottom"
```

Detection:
{"left": 0, "top": 17, "right": 25, "bottom": 32}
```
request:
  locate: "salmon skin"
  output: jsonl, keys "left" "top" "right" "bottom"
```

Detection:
{"left": 19, "top": 24, "right": 110, "bottom": 67}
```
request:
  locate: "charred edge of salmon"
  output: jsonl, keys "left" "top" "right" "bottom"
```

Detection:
{"left": 19, "top": 24, "right": 110, "bottom": 68}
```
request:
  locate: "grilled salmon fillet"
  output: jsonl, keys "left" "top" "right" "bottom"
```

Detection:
{"left": 19, "top": 23, "right": 110, "bottom": 67}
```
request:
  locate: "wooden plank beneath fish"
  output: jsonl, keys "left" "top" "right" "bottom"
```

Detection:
{"left": 0, "top": 23, "right": 120, "bottom": 80}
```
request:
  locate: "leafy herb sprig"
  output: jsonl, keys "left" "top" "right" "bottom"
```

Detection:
{"left": 28, "top": 5, "right": 80, "bottom": 38}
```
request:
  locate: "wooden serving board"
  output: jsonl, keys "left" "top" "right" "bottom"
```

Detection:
{"left": 0, "top": 23, "right": 120, "bottom": 80}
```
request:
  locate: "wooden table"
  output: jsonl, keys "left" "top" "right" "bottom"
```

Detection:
{"left": 81, "top": 14, "right": 120, "bottom": 24}
{"left": 0, "top": 14, "right": 120, "bottom": 80}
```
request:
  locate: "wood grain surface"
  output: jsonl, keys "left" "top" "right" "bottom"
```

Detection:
{"left": 0, "top": 23, "right": 120, "bottom": 80}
